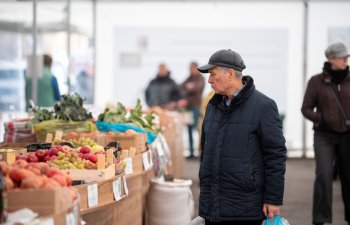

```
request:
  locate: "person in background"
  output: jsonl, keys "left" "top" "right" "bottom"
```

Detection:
{"left": 198, "top": 49, "right": 286, "bottom": 225}
{"left": 25, "top": 54, "right": 60, "bottom": 108}
{"left": 180, "top": 62, "right": 205, "bottom": 159}
{"left": 301, "top": 42, "right": 350, "bottom": 225}
{"left": 76, "top": 64, "right": 94, "bottom": 104}
{"left": 145, "top": 63, "right": 181, "bottom": 109}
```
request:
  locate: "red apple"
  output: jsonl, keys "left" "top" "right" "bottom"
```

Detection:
{"left": 43, "top": 155, "right": 50, "bottom": 162}
{"left": 26, "top": 153, "right": 39, "bottom": 163}
{"left": 46, "top": 168, "right": 62, "bottom": 178}
{"left": 35, "top": 149, "right": 47, "bottom": 160}
{"left": 49, "top": 155, "right": 58, "bottom": 161}
{"left": 88, "top": 154, "right": 98, "bottom": 163}
{"left": 79, "top": 146, "right": 91, "bottom": 154}
{"left": 48, "top": 147, "right": 59, "bottom": 156}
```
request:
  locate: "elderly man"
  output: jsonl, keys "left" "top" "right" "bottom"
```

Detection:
{"left": 301, "top": 42, "right": 350, "bottom": 225}
{"left": 198, "top": 49, "right": 287, "bottom": 225}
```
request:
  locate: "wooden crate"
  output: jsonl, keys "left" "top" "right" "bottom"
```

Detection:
{"left": 74, "top": 173, "right": 126, "bottom": 211}
{"left": 124, "top": 149, "right": 152, "bottom": 176}
{"left": 8, "top": 187, "right": 73, "bottom": 216}
{"left": 64, "top": 164, "right": 115, "bottom": 182}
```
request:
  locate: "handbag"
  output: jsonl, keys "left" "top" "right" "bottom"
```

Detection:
{"left": 328, "top": 85, "right": 350, "bottom": 129}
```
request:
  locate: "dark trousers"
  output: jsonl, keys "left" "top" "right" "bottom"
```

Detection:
{"left": 205, "top": 220, "right": 262, "bottom": 225}
{"left": 313, "top": 131, "right": 350, "bottom": 224}
{"left": 187, "top": 107, "right": 200, "bottom": 156}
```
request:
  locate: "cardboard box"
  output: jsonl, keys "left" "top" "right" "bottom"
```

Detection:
{"left": 8, "top": 187, "right": 72, "bottom": 216}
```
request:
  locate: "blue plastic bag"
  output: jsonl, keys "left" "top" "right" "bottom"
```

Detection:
{"left": 96, "top": 121, "right": 157, "bottom": 144}
{"left": 264, "top": 215, "right": 288, "bottom": 225}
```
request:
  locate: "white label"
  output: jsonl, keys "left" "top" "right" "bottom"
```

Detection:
{"left": 156, "top": 141, "right": 164, "bottom": 156}
{"left": 39, "top": 218, "right": 54, "bottom": 225}
{"left": 143, "top": 152, "right": 151, "bottom": 170}
{"left": 123, "top": 176, "right": 129, "bottom": 196}
{"left": 66, "top": 212, "right": 75, "bottom": 225}
{"left": 113, "top": 177, "right": 122, "bottom": 201}
{"left": 87, "top": 183, "right": 98, "bottom": 208}
{"left": 124, "top": 157, "right": 133, "bottom": 175}
{"left": 149, "top": 150, "right": 153, "bottom": 166}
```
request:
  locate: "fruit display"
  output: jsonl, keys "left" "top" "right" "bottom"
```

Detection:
{"left": 0, "top": 160, "right": 72, "bottom": 190}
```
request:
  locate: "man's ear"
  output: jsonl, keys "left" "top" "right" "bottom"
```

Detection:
{"left": 228, "top": 69, "right": 236, "bottom": 80}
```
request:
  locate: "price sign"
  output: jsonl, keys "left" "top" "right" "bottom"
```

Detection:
{"left": 87, "top": 183, "right": 98, "bottom": 208}
{"left": 124, "top": 157, "right": 133, "bottom": 175}
{"left": 143, "top": 152, "right": 151, "bottom": 170}
{"left": 113, "top": 177, "right": 122, "bottom": 201}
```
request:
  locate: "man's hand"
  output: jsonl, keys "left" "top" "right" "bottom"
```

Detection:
{"left": 263, "top": 203, "right": 280, "bottom": 220}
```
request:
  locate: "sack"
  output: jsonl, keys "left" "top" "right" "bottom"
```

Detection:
{"left": 33, "top": 120, "right": 96, "bottom": 142}
{"left": 264, "top": 215, "right": 290, "bottom": 225}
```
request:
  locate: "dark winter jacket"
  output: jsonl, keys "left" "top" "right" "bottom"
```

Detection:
{"left": 199, "top": 76, "right": 286, "bottom": 222}
{"left": 181, "top": 73, "right": 205, "bottom": 108}
{"left": 301, "top": 62, "right": 350, "bottom": 133}
{"left": 145, "top": 73, "right": 181, "bottom": 107}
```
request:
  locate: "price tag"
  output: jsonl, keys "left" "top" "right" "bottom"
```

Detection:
{"left": 113, "top": 177, "right": 122, "bottom": 201}
{"left": 156, "top": 141, "right": 164, "bottom": 156}
{"left": 87, "top": 183, "right": 98, "bottom": 208}
{"left": 66, "top": 212, "right": 75, "bottom": 225}
{"left": 123, "top": 176, "right": 129, "bottom": 196}
{"left": 39, "top": 218, "right": 54, "bottom": 225}
{"left": 124, "top": 157, "right": 133, "bottom": 175}
{"left": 143, "top": 152, "right": 151, "bottom": 170}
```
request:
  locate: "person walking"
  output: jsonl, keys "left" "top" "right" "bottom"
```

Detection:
{"left": 301, "top": 42, "right": 350, "bottom": 225}
{"left": 198, "top": 49, "right": 287, "bottom": 225}
{"left": 180, "top": 62, "right": 205, "bottom": 159}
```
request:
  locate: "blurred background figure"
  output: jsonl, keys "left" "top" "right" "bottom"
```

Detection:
{"left": 301, "top": 42, "right": 350, "bottom": 225}
{"left": 180, "top": 62, "right": 205, "bottom": 159}
{"left": 145, "top": 63, "right": 181, "bottom": 109}
{"left": 25, "top": 54, "right": 60, "bottom": 109}
{"left": 76, "top": 64, "right": 94, "bottom": 104}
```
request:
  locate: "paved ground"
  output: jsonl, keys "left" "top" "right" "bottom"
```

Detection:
{"left": 182, "top": 158, "right": 346, "bottom": 225}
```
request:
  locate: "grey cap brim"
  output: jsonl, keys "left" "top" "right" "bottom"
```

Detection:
{"left": 197, "top": 64, "right": 216, "bottom": 73}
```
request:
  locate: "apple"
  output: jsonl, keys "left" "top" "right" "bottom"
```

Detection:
{"left": 43, "top": 155, "right": 51, "bottom": 162}
{"left": 80, "top": 146, "right": 91, "bottom": 154}
{"left": 26, "top": 153, "right": 39, "bottom": 163}
{"left": 49, "top": 155, "right": 58, "bottom": 161}
{"left": 48, "top": 147, "right": 59, "bottom": 156}
{"left": 88, "top": 154, "right": 98, "bottom": 163}
{"left": 35, "top": 149, "right": 47, "bottom": 160}
{"left": 46, "top": 168, "right": 62, "bottom": 178}
{"left": 51, "top": 174, "right": 67, "bottom": 187}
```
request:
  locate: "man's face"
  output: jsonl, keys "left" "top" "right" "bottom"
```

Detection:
{"left": 208, "top": 67, "right": 231, "bottom": 95}
{"left": 158, "top": 64, "right": 168, "bottom": 77}
{"left": 330, "top": 56, "right": 348, "bottom": 70}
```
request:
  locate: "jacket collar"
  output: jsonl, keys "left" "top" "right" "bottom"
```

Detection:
{"left": 209, "top": 75, "right": 255, "bottom": 113}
